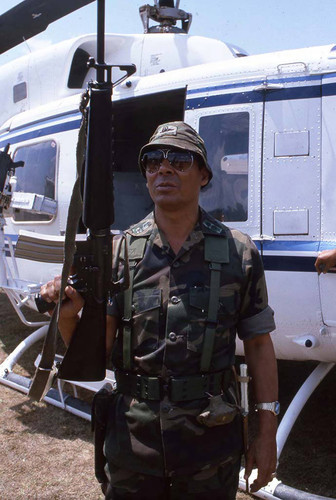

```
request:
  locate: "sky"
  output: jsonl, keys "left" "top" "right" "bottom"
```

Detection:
{"left": 0, "top": 0, "right": 336, "bottom": 66}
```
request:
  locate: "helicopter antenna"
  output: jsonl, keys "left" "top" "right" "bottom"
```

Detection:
{"left": 139, "top": 0, "right": 192, "bottom": 34}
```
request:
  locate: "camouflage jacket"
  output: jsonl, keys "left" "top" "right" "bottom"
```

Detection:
{"left": 106, "top": 208, "right": 275, "bottom": 477}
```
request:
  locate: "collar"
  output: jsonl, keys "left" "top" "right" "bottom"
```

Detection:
{"left": 127, "top": 212, "right": 155, "bottom": 237}
{"left": 127, "top": 208, "right": 228, "bottom": 239}
{"left": 199, "top": 207, "right": 228, "bottom": 237}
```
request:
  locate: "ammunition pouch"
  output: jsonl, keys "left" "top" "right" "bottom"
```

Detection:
{"left": 115, "top": 369, "right": 231, "bottom": 402}
{"left": 197, "top": 394, "right": 239, "bottom": 427}
{"left": 91, "top": 383, "right": 117, "bottom": 485}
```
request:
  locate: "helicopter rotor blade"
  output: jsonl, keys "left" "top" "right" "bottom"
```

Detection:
{"left": 0, "top": 0, "right": 95, "bottom": 55}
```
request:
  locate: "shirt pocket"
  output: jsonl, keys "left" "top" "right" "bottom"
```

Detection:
{"left": 187, "top": 286, "right": 209, "bottom": 352}
{"left": 187, "top": 285, "right": 240, "bottom": 353}
{"left": 216, "top": 285, "right": 241, "bottom": 348}
{"left": 132, "top": 288, "right": 162, "bottom": 353}
{"left": 218, "top": 284, "right": 241, "bottom": 320}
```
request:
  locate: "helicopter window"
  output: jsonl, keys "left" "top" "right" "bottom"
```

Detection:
{"left": 12, "top": 140, "right": 57, "bottom": 222}
{"left": 13, "top": 82, "right": 27, "bottom": 103}
{"left": 199, "top": 112, "right": 249, "bottom": 222}
{"left": 68, "top": 48, "right": 90, "bottom": 89}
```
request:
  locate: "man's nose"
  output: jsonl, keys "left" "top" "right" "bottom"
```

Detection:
{"left": 158, "top": 159, "right": 174, "bottom": 173}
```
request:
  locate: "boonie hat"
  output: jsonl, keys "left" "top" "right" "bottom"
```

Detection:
{"left": 139, "top": 121, "right": 213, "bottom": 185}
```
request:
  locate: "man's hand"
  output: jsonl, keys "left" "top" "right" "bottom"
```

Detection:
{"left": 315, "top": 249, "right": 336, "bottom": 275}
{"left": 243, "top": 333, "right": 278, "bottom": 493}
{"left": 40, "top": 275, "right": 84, "bottom": 317}
{"left": 40, "top": 276, "right": 85, "bottom": 346}
{"left": 245, "top": 414, "right": 277, "bottom": 492}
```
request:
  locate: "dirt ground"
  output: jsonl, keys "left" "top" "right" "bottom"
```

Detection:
{"left": 0, "top": 293, "right": 335, "bottom": 499}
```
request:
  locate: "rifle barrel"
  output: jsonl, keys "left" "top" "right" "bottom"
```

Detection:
{"left": 97, "top": 0, "right": 105, "bottom": 82}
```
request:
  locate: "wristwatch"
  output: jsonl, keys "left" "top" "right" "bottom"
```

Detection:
{"left": 255, "top": 401, "right": 280, "bottom": 416}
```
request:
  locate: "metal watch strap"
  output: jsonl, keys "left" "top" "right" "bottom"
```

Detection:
{"left": 255, "top": 401, "right": 280, "bottom": 415}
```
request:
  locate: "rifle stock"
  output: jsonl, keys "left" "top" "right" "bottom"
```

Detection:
{"left": 58, "top": 235, "right": 111, "bottom": 381}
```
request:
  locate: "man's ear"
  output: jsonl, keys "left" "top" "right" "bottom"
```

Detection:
{"left": 200, "top": 167, "right": 209, "bottom": 187}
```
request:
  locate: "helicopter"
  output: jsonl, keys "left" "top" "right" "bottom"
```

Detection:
{"left": 0, "top": 1, "right": 335, "bottom": 499}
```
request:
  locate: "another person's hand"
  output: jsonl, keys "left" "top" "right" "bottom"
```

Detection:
{"left": 315, "top": 249, "right": 336, "bottom": 275}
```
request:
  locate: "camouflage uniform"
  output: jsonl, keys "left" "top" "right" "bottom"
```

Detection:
{"left": 105, "top": 207, "right": 275, "bottom": 499}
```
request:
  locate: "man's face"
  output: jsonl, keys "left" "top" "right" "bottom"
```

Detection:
{"left": 144, "top": 148, "right": 209, "bottom": 211}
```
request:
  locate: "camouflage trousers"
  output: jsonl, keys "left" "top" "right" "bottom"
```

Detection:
{"left": 104, "top": 456, "right": 241, "bottom": 500}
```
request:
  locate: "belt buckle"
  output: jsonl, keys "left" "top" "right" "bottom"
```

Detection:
{"left": 139, "top": 375, "right": 163, "bottom": 400}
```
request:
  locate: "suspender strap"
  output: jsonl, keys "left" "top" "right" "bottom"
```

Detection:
{"left": 200, "top": 235, "right": 229, "bottom": 373}
{"left": 122, "top": 235, "right": 148, "bottom": 370}
{"left": 29, "top": 115, "right": 87, "bottom": 400}
{"left": 122, "top": 261, "right": 136, "bottom": 371}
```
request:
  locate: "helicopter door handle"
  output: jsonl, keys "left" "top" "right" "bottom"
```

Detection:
{"left": 254, "top": 82, "right": 284, "bottom": 91}
{"left": 251, "top": 235, "right": 275, "bottom": 241}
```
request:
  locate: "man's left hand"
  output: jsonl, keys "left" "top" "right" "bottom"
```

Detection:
{"left": 244, "top": 425, "right": 277, "bottom": 493}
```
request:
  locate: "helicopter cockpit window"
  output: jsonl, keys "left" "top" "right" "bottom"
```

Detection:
{"left": 13, "top": 82, "right": 27, "bottom": 103}
{"left": 12, "top": 140, "right": 57, "bottom": 222}
{"left": 199, "top": 112, "right": 249, "bottom": 222}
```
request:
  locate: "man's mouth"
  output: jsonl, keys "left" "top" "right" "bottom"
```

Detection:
{"left": 155, "top": 182, "right": 177, "bottom": 189}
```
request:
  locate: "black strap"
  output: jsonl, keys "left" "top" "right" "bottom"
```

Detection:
{"left": 122, "top": 261, "right": 136, "bottom": 371}
{"left": 200, "top": 236, "right": 229, "bottom": 373}
{"left": 122, "top": 235, "right": 148, "bottom": 370}
{"left": 29, "top": 114, "right": 87, "bottom": 400}
{"left": 121, "top": 232, "right": 229, "bottom": 375}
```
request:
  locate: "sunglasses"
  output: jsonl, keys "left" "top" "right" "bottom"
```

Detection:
{"left": 141, "top": 149, "right": 194, "bottom": 174}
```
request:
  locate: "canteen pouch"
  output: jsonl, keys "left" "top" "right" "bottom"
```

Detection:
{"left": 197, "top": 394, "right": 239, "bottom": 427}
{"left": 91, "top": 383, "right": 117, "bottom": 485}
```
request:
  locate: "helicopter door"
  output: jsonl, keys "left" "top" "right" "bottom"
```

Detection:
{"left": 188, "top": 101, "right": 264, "bottom": 240}
{"left": 110, "top": 87, "right": 186, "bottom": 230}
{"left": 261, "top": 75, "right": 322, "bottom": 340}
{"left": 319, "top": 73, "right": 336, "bottom": 327}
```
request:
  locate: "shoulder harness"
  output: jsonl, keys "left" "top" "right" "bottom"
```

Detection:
{"left": 122, "top": 229, "right": 229, "bottom": 373}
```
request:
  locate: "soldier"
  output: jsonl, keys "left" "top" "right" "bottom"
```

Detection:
{"left": 42, "top": 122, "right": 278, "bottom": 500}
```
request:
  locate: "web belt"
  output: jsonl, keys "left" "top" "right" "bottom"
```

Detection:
{"left": 115, "top": 369, "right": 231, "bottom": 402}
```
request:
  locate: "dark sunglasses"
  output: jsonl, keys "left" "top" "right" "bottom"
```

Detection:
{"left": 141, "top": 149, "right": 194, "bottom": 174}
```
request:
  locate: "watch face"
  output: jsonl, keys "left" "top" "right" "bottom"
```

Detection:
{"left": 274, "top": 401, "right": 280, "bottom": 416}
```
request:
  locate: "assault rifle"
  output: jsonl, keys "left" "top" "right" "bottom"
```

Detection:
{"left": 30, "top": 0, "right": 135, "bottom": 397}
{"left": 0, "top": 144, "right": 24, "bottom": 211}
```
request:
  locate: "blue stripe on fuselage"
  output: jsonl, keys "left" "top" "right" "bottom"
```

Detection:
{"left": 262, "top": 255, "right": 317, "bottom": 272}
{"left": 0, "top": 111, "right": 81, "bottom": 148}
{"left": 1, "top": 81, "right": 336, "bottom": 147}
{"left": 186, "top": 84, "right": 322, "bottom": 109}
{"left": 187, "top": 74, "right": 323, "bottom": 96}
{"left": 258, "top": 240, "right": 336, "bottom": 273}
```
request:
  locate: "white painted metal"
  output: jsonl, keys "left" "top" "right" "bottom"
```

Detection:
{"left": 0, "top": 33, "right": 239, "bottom": 127}
{"left": 238, "top": 470, "right": 282, "bottom": 499}
{"left": 0, "top": 325, "right": 48, "bottom": 378}
{"left": 240, "top": 364, "right": 249, "bottom": 413}
{"left": 276, "top": 361, "right": 335, "bottom": 457}
{"left": 262, "top": 79, "right": 321, "bottom": 241}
